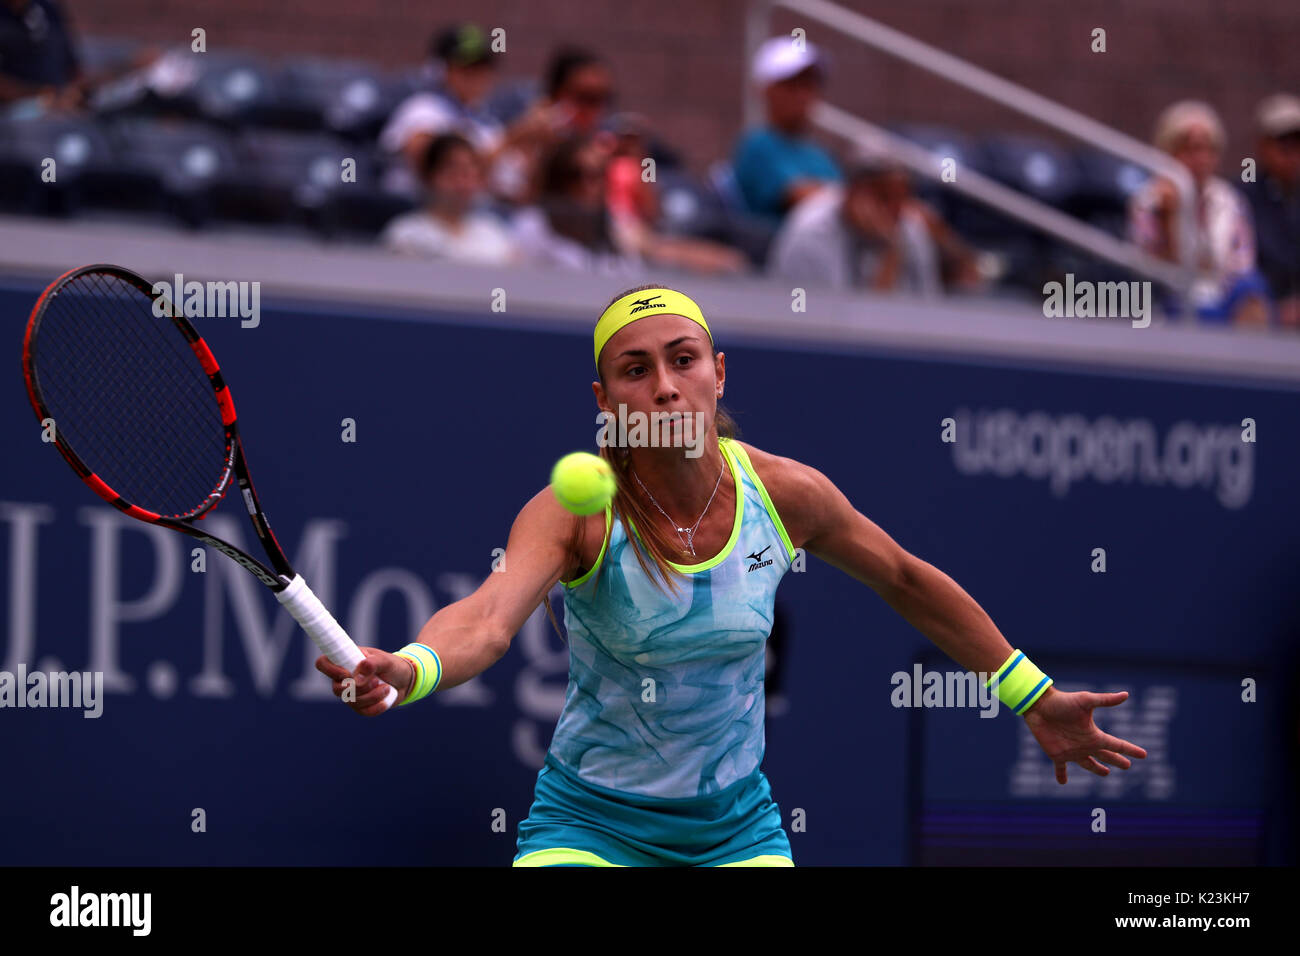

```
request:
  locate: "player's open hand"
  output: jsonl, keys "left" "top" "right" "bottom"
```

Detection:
{"left": 1021, "top": 688, "right": 1148, "bottom": 784}
{"left": 315, "top": 648, "right": 412, "bottom": 716}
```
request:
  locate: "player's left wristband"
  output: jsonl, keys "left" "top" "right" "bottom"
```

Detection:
{"left": 986, "top": 649, "right": 1053, "bottom": 715}
{"left": 394, "top": 643, "right": 442, "bottom": 706}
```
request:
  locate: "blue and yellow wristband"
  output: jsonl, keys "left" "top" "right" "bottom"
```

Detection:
{"left": 394, "top": 642, "right": 442, "bottom": 706}
{"left": 986, "top": 649, "right": 1053, "bottom": 716}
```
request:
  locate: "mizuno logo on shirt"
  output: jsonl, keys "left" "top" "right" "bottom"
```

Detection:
{"left": 746, "top": 545, "right": 773, "bottom": 572}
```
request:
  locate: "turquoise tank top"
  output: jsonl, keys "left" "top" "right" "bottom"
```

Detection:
{"left": 548, "top": 436, "right": 797, "bottom": 798}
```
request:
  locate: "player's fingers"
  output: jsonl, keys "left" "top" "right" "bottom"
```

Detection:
{"left": 1080, "top": 755, "right": 1110, "bottom": 776}
{"left": 1086, "top": 691, "right": 1129, "bottom": 708}
{"left": 1100, "top": 734, "right": 1148, "bottom": 759}
{"left": 315, "top": 655, "right": 351, "bottom": 681}
{"left": 352, "top": 682, "right": 392, "bottom": 710}
{"left": 1095, "top": 749, "right": 1131, "bottom": 770}
{"left": 356, "top": 691, "right": 394, "bottom": 717}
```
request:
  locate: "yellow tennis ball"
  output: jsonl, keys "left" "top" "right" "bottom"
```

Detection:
{"left": 550, "top": 452, "right": 615, "bottom": 516}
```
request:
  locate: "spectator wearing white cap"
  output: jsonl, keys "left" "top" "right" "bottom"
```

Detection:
{"left": 1242, "top": 93, "right": 1300, "bottom": 328}
{"left": 1128, "top": 99, "right": 1271, "bottom": 325}
{"left": 731, "top": 35, "right": 841, "bottom": 223}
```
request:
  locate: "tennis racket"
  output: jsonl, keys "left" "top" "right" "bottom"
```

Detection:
{"left": 21, "top": 263, "right": 398, "bottom": 709}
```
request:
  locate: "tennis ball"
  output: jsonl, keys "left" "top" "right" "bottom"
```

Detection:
{"left": 550, "top": 452, "right": 616, "bottom": 516}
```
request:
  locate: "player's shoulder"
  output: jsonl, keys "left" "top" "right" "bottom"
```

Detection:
{"left": 728, "top": 439, "right": 827, "bottom": 535}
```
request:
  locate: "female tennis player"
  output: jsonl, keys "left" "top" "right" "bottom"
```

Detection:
{"left": 315, "top": 284, "right": 1147, "bottom": 867}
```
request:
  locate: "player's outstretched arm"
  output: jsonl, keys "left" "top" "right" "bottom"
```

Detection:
{"left": 316, "top": 486, "right": 580, "bottom": 716}
{"left": 779, "top": 455, "right": 1147, "bottom": 781}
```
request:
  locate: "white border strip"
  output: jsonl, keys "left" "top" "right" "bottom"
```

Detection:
{"left": 2, "top": 215, "right": 1298, "bottom": 385}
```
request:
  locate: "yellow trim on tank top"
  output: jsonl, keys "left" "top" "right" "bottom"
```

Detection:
{"left": 561, "top": 503, "right": 611, "bottom": 590}
{"left": 625, "top": 435, "right": 744, "bottom": 573}
{"left": 724, "top": 440, "right": 796, "bottom": 562}
{"left": 561, "top": 436, "right": 761, "bottom": 586}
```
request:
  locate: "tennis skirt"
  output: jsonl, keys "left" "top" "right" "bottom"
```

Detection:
{"left": 513, "top": 754, "right": 793, "bottom": 867}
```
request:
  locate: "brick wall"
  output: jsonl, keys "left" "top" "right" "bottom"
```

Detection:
{"left": 68, "top": 0, "right": 1300, "bottom": 176}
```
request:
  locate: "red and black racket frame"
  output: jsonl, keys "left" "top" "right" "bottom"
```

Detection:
{"left": 21, "top": 263, "right": 294, "bottom": 591}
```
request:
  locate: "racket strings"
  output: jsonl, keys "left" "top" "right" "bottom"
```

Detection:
{"left": 54, "top": 274, "right": 229, "bottom": 503}
{"left": 32, "top": 271, "right": 232, "bottom": 518}
{"left": 51, "top": 291, "right": 224, "bottom": 509}
{"left": 41, "top": 284, "right": 228, "bottom": 514}
{"left": 38, "top": 280, "right": 224, "bottom": 512}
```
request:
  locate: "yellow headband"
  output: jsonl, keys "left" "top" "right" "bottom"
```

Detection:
{"left": 594, "top": 288, "right": 712, "bottom": 369}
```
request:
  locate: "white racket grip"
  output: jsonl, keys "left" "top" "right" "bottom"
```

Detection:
{"left": 276, "top": 574, "right": 398, "bottom": 710}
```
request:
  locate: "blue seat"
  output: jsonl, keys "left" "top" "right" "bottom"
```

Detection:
{"left": 884, "top": 123, "right": 991, "bottom": 227}
{"left": 191, "top": 54, "right": 277, "bottom": 126}
{"left": 106, "top": 118, "right": 240, "bottom": 225}
{"left": 202, "top": 129, "right": 360, "bottom": 231}
{"left": 1071, "top": 148, "right": 1150, "bottom": 216}
{"left": 262, "top": 58, "right": 399, "bottom": 138}
{"left": 655, "top": 167, "right": 723, "bottom": 236}
{"left": 0, "top": 115, "right": 151, "bottom": 217}
{"left": 979, "top": 132, "right": 1080, "bottom": 207}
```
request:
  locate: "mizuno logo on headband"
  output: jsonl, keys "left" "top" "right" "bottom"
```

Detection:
{"left": 593, "top": 288, "right": 712, "bottom": 368}
{"left": 629, "top": 295, "right": 664, "bottom": 313}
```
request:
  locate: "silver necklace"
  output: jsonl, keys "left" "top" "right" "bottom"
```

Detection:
{"left": 631, "top": 458, "right": 726, "bottom": 557}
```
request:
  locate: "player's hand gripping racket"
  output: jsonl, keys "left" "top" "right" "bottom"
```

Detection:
{"left": 21, "top": 263, "right": 398, "bottom": 709}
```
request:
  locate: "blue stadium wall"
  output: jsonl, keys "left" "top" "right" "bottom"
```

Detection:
{"left": 2, "top": 279, "right": 1297, "bottom": 866}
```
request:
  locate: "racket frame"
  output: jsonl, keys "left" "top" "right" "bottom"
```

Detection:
{"left": 22, "top": 262, "right": 294, "bottom": 591}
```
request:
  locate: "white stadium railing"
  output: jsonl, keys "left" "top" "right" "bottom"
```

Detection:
{"left": 745, "top": 0, "right": 1200, "bottom": 293}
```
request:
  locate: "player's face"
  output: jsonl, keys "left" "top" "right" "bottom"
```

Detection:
{"left": 595, "top": 314, "right": 723, "bottom": 435}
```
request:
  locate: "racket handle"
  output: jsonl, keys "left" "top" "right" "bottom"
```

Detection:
{"left": 276, "top": 574, "right": 399, "bottom": 710}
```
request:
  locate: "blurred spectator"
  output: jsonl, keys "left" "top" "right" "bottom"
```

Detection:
{"left": 0, "top": 0, "right": 85, "bottom": 110}
{"left": 491, "top": 47, "right": 617, "bottom": 205}
{"left": 603, "top": 112, "right": 749, "bottom": 276}
{"left": 379, "top": 24, "right": 506, "bottom": 197}
{"left": 381, "top": 132, "right": 517, "bottom": 266}
{"left": 510, "top": 133, "right": 640, "bottom": 274}
{"left": 1129, "top": 100, "right": 1271, "bottom": 325}
{"left": 540, "top": 47, "right": 614, "bottom": 136}
{"left": 512, "top": 134, "right": 748, "bottom": 276}
{"left": 1242, "top": 93, "right": 1300, "bottom": 328}
{"left": 732, "top": 36, "right": 841, "bottom": 223}
{"left": 769, "top": 149, "right": 981, "bottom": 294}
{"left": 605, "top": 112, "right": 660, "bottom": 230}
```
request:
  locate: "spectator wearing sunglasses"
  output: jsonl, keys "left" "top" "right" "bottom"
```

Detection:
{"left": 490, "top": 47, "right": 617, "bottom": 204}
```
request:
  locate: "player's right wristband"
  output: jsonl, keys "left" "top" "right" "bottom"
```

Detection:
{"left": 394, "top": 643, "right": 442, "bottom": 706}
{"left": 986, "top": 649, "right": 1053, "bottom": 715}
